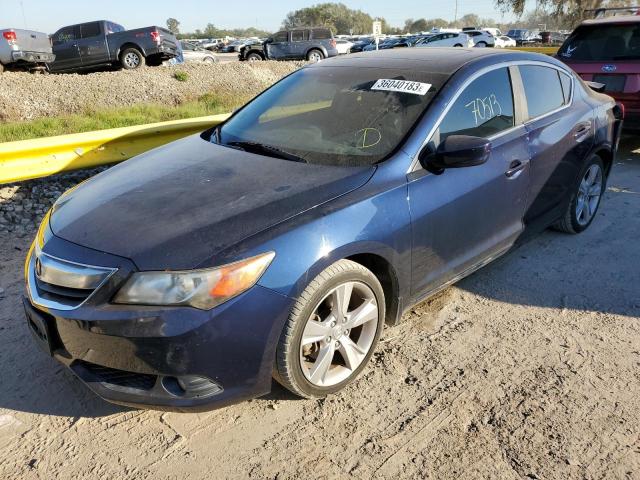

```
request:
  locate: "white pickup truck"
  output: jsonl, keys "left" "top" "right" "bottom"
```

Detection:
{"left": 0, "top": 28, "right": 55, "bottom": 73}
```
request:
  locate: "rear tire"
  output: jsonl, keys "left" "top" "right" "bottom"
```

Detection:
{"left": 120, "top": 48, "right": 145, "bottom": 70}
{"left": 274, "top": 259, "right": 385, "bottom": 399}
{"left": 476, "top": 41, "right": 487, "bottom": 48}
{"left": 453, "top": 43, "right": 463, "bottom": 47}
{"left": 307, "top": 49, "right": 324, "bottom": 62}
{"left": 553, "top": 154, "right": 606, "bottom": 234}
{"left": 203, "top": 56, "right": 216, "bottom": 63}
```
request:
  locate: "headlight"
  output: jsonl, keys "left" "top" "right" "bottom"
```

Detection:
{"left": 113, "top": 252, "right": 275, "bottom": 310}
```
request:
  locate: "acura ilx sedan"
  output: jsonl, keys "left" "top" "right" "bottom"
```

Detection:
{"left": 24, "top": 49, "right": 622, "bottom": 411}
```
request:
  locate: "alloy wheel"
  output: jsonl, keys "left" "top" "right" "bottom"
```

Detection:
{"left": 299, "top": 281, "right": 378, "bottom": 387}
{"left": 308, "top": 51, "right": 322, "bottom": 62}
{"left": 576, "top": 163, "right": 603, "bottom": 226}
{"left": 124, "top": 52, "right": 140, "bottom": 68}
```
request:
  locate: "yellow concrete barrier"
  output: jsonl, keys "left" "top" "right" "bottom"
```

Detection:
{"left": 509, "top": 46, "right": 559, "bottom": 55}
{"left": 0, "top": 113, "right": 230, "bottom": 184}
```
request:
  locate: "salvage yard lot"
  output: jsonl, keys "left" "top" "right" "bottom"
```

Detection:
{"left": 0, "top": 136, "right": 638, "bottom": 479}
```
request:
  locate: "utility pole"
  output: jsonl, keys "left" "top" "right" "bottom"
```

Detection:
{"left": 454, "top": 0, "right": 459, "bottom": 23}
{"left": 20, "top": 1, "right": 28, "bottom": 28}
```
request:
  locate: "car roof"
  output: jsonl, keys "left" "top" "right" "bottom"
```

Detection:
{"left": 313, "top": 48, "right": 558, "bottom": 75}
{"left": 580, "top": 14, "right": 640, "bottom": 26}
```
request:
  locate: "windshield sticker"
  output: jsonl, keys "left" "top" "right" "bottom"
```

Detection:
{"left": 371, "top": 79, "right": 432, "bottom": 96}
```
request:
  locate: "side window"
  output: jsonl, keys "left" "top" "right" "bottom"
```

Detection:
{"left": 291, "top": 30, "right": 309, "bottom": 42}
{"left": 80, "top": 22, "right": 101, "bottom": 39}
{"left": 273, "top": 31, "right": 289, "bottom": 43}
{"left": 437, "top": 67, "right": 515, "bottom": 140}
{"left": 312, "top": 29, "right": 331, "bottom": 40}
{"left": 181, "top": 42, "right": 194, "bottom": 51}
{"left": 519, "top": 65, "right": 565, "bottom": 119}
{"left": 53, "top": 27, "right": 77, "bottom": 45}
{"left": 559, "top": 71, "right": 572, "bottom": 104}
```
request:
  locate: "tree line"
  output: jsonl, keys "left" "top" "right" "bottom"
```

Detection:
{"left": 167, "top": 0, "right": 626, "bottom": 39}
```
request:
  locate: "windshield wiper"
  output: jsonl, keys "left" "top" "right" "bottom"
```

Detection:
{"left": 227, "top": 141, "right": 307, "bottom": 163}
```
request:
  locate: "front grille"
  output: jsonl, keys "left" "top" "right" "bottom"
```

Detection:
{"left": 27, "top": 248, "right": 116, "bottom": 310}
{"left": 77, "top": 361, "right": 157, "bottom": 391}
{"left": 35, "top": 277, "right": 93, "bottom": 301}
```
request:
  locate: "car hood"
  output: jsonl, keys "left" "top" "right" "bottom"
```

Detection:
{"left": 50, "top": 134, "right": 375, "bottom": 271}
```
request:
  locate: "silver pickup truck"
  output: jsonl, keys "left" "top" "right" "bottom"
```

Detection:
{"left": 0, "top": 28, "right": 55, "bottom": 72}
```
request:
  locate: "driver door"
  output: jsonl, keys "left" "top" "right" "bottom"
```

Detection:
{"left": 407, "top": 67, "right": 531, "bottom": 296}
{"left": 266, "top": 31, "right": 290, "bottom": 59}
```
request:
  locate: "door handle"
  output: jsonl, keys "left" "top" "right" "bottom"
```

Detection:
{"left": 505, "top": 160, "right": 526, "bottom": 178}
{"left": 574, "top": 122, "right": 591, "bottom": 142}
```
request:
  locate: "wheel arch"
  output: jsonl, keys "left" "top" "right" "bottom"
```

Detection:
{"left": 592, "top": 145, "right": 614, "bottom": 177}
{"left": 306, "top": 46, "right": 327, "bottom": 59}
{"left": 346, "top": 253, "right": 401, "bottom": 326}
{"left": 245, "top": 48, "right": 265, "bottom": 59}
{"left": 116, "top": 42, "right": 146, "bottom": 59}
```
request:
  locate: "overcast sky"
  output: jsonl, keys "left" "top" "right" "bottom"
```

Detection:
{"left": 1, "top": 0, "right": 534, "bottom": 33}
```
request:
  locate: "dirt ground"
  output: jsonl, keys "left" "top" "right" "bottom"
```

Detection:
{"left": 0, "top": 138, "right": 638, "bottom": 480}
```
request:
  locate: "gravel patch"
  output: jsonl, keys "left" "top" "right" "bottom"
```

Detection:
{"left": 0, "top": 167, "right": 109, "bottom": 237}
{"left": 0, "top": 62, "right": 303, "bottom": 122}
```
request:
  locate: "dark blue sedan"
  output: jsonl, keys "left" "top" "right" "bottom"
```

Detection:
{"left": 24, "top": 49, "right": 622, "bottom": 410}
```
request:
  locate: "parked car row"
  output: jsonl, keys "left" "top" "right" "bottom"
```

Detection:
{"left": 0, "top": 20, "right": 179, "bottom": 74}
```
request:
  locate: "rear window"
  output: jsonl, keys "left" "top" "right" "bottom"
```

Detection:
{"left": 312, "top": 29, "right": 332, "bottom": 40}
{"left": 519, "top": 65, "right": 565, "bottom": 119}
{"left": 559, "top": 24, "right": 640, "bottom": 61}
{"left": 80, "top": 22, "right": 101, "bottom": 39}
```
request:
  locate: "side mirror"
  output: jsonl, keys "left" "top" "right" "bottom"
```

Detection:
{"left": 420, "top": 135, "right": 491, "bottom": 174}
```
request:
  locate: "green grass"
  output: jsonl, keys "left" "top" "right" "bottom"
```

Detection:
{"left": 174, "top": 71, "right": 189, "bottom": 82}
{"left": 0, "top": 92, "right": 249, "bottom": 143}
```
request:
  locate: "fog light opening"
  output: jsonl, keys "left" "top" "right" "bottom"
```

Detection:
{"left": 161, "top": 375, "right": 222, "bottom": 399}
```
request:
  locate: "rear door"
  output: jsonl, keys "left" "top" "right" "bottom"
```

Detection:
{"left": 518, "top": 64, "right": 594, "bottom": 226}
{"left": 408, "top": 67, "right": 531, "bottom": 296}
{"left": 290, "top": 29, "right": 310, "bottom": 59}
{"left": 78, "top": 22, "right": 109, "bottom": 66}
{"left": 50, "top": 26, "right": 81, "bottom": 71}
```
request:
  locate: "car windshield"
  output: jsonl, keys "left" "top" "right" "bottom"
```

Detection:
{"left": 559, "top": 24, "right": 640, "bottom": 61}
{"left": 214, "top": 66, "right": 446, "bottom": 166}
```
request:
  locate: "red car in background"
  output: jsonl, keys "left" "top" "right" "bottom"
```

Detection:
{"left": 558, "top": 15, "right": 640, "bottom": 125}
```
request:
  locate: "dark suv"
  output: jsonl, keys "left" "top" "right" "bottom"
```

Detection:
{"left": 239, "top": 28, "right": 338, "bottom": 62}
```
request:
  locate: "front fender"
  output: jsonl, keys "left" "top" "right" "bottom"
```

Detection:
{"left": 250, "top": 181, "right": 413, "bottom": 301}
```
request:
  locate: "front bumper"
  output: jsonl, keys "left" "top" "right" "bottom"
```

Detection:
{"left": 24, "top": 235, "right": 293, "bottom": 411}
{"left": 12, "top": 50, "right": 55, "bottom": 64}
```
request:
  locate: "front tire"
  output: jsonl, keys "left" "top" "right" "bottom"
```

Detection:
{"left": 453, "top": 43, "right": 463, "bottom": 47}
{"left": 553, "top": 154, "right": 606, "bottom": 234}
{"left": 246, "top": 52, "right": 263, "bottom": 61}
{"left": 120, "top": 48, "right": 144, "bottom": 70}
{"left": 274, "top": 260, "right": 385, "bottom": 399}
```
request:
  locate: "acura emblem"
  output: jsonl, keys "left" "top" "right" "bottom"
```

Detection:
{"left": 602, "top": 64, "right": 617, "bottom": 73}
